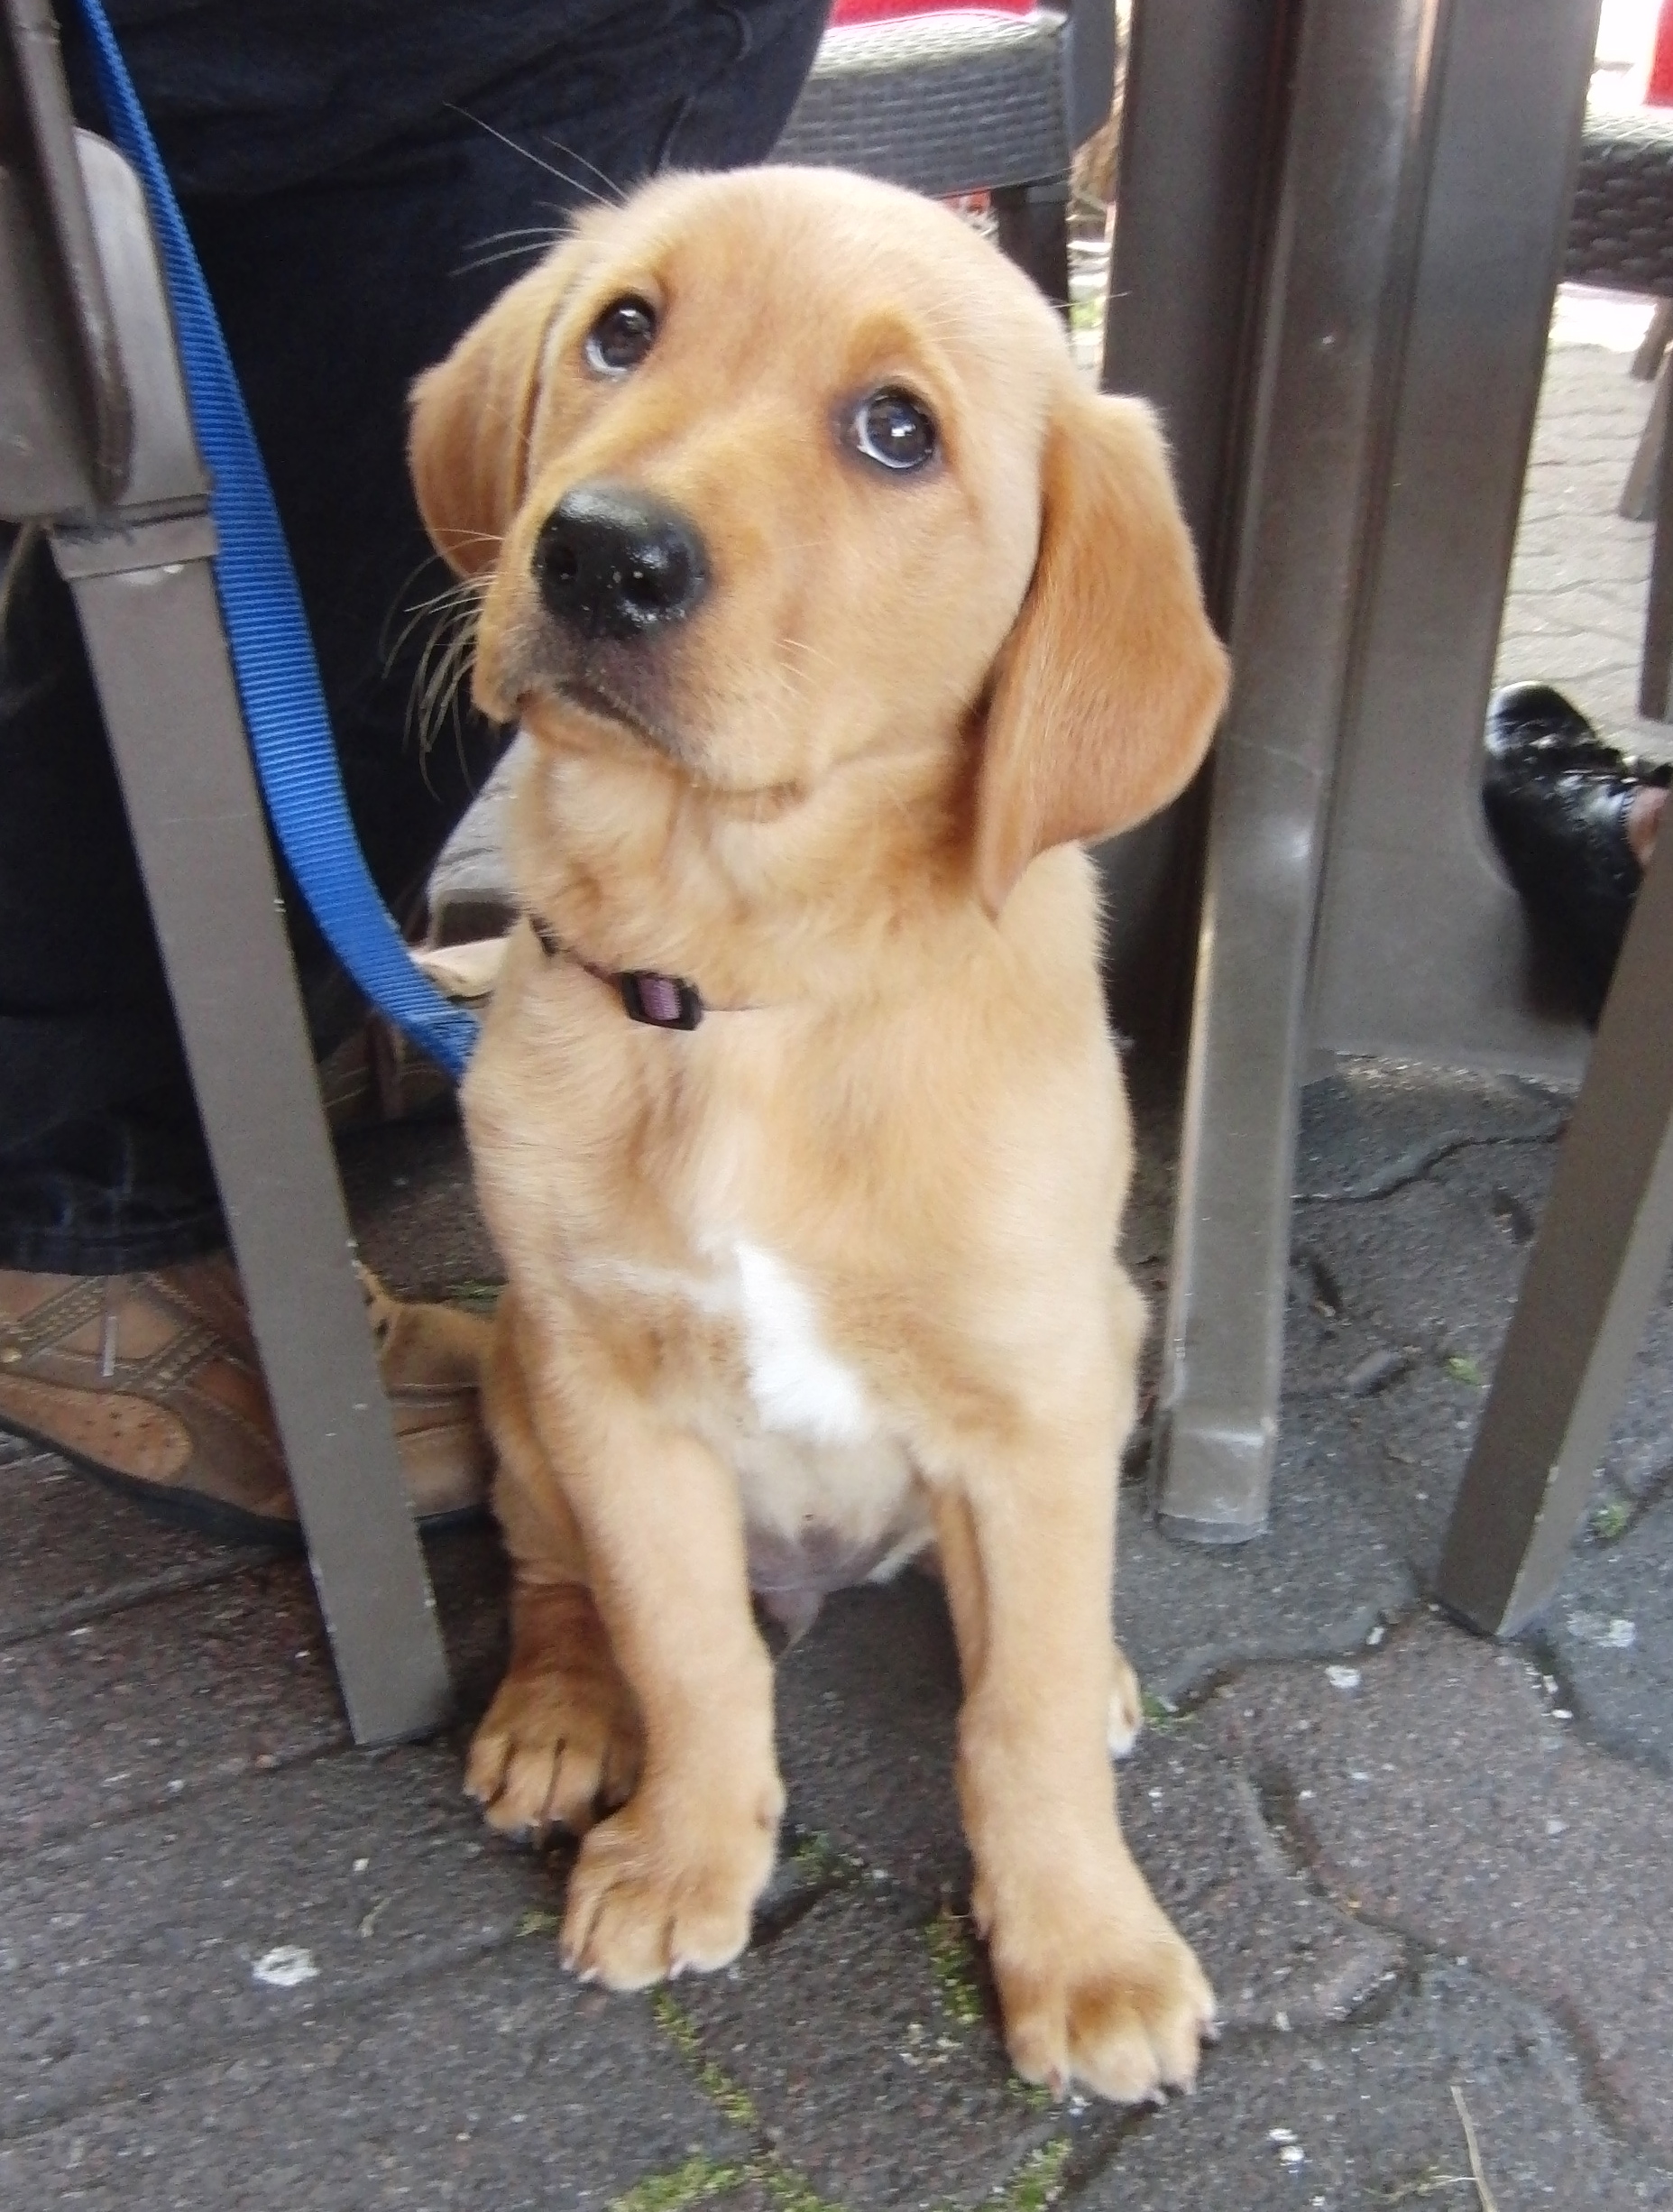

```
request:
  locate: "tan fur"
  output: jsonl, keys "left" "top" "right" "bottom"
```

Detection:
{"left": 409, "top": 166, "right": 1227, "bottom": 2101}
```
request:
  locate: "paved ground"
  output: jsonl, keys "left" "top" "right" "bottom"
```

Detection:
{"left": 6, "top": 316, "right": 1673, "bottom": 2207}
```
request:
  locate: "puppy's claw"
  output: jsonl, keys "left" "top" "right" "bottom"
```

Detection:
{"left": 1107, "top": 1645, "right": 1145, "bottom": 1761}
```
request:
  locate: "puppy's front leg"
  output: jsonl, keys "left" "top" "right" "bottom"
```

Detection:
{"left": 519, "top": 1322, "right": 784, "bottom": 1991}
{"left": 941, "top": 1404, "right": 1215, "bottom": 2104}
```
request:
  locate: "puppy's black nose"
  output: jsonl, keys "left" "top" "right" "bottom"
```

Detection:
{"left": 534, "top": 483, "right": 709, "bottom": 641}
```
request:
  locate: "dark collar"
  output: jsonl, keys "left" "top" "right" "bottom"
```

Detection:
{"left": 529, "top": 913, "right": 749, "bottom": 1030}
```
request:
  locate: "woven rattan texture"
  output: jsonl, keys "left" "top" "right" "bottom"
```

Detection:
{"left": 773, "top": 11, "right": 1071, "bottom": 198}
{"left": 1567, "top": 108, "right": 1673, "bottom": 296}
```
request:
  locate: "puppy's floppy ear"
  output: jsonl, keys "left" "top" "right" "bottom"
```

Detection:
{"left": 973, "top": 388, "right": 1228, "bottom": 916}
{"left": 408, "top": 253, "right": 574, "bottom": 578}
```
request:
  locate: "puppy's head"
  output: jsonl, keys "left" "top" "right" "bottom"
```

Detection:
{"left": 410, "top": 167, "right": 1226, "bottom": 910}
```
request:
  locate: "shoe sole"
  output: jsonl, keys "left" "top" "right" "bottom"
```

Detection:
{"left": 0, "top": 1414, "right": 485, "bottom": 1550}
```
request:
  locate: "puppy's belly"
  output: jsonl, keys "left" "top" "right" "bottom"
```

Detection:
{"left": 729, "top": 1425, "right": 930, "bottom": 1590}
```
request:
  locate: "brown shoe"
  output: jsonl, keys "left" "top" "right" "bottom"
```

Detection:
{"left": 0, "top": 1257, "right": 494, "bottom": 1544}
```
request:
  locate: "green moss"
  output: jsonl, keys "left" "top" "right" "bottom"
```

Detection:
{"left": 515, "top": 1907, "right": 565, "bottom": 1939}
{"left": 652, "top": 1992, "right": 761, "bottom": 2132}
{"left": 611, "top": 2156, "right": 752, "bottom": 2212}
{"left": 1591, "top": 1498, "right": 1633, "bottom": 1544}
{"left": 997, "top": 2139, "right": 1072, "bottom": 2211}
{"left": 786, "top": 1830, "right": 858, "bottom": 1885}
{"left": 1443, "top": 1354, "right": 1485, "bottom": 1387}
{"left": 1140, "top": 1689, "right": 1193, "bottom": 1735}
{"left": 760, "top": 2172, "right": 850, "bottom": 2212}
{"left": 924, "top": 1904, "right": 986, "bottom": 2031}
{"left": 1007, "top": 2078, "right": 1053, "bottom": 2114}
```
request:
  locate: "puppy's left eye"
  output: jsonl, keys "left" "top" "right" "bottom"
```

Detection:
{"left": 584, "top": 296, "right": 657, "bottom": 376}
{"left": 850, "top": 389, "right": 938, "bottom": 473}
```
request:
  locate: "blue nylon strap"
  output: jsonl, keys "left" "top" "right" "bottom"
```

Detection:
{"left": 71, "top": 0, "right": 480, "bottom": 1079}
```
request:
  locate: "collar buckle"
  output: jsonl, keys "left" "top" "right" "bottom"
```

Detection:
{"left": 618, "top": 970, "right": 703, "bottom": 1029}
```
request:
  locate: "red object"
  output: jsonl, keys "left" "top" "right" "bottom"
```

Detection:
{"left": 828, "top": 0, "right": 1032, "bottom": 24}
{"left": 1650, "top": 0, "right": 1673, "bottom": 106}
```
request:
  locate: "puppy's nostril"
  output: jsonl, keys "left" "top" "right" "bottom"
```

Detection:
{"left": 621, "top": 541, "right": 695, "bottom": 613}
{"left": 535, "top": 483, "right": 708, "bottom": 641}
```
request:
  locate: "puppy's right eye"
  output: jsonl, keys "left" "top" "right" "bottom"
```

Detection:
{"left": 584, "top": 296, "right": 657, "bottom": 376}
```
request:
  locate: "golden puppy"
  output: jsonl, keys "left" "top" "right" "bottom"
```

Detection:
{"left": 409, "top": 166, "right": 1227, "bottom": 2104}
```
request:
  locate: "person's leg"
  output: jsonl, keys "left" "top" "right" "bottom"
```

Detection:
{"left": 0, "top": 0, "right": 830, "bottom": 1533}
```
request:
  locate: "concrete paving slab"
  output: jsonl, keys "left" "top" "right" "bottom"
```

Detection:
{"left": 1293, "top": 1064, "right": 1567, "bottom": 1205}
{"left": 1115, "top": 1735, "right": 1403, "bottom": 2040}
{"left": 2, "top": 1739, "right": 535, "bottom": 2134}
{"left": 0, "top": 1446, "right": 255, "bottom": 1645}
{"left": 0, "top": 1526, "right": 506, "bottom": 1857}
{"left": 1198, "top": 1615, "right": 1673, "bottom": 2160}
{"left": 1497, "top": 306, "right": 1670, "bottom": 760}
{"left": 774, "top": 1575, "right": 966, "bottom": 1902}
{"left": 771, "top": 1575, "right": 1399, "bottom": 2036}
{"left": 1540, "top": 1489, "right": 1673, "bottom": 1776}
{"left": 1071, "top": 1961, "right": 1673, "bottom": 2212}
{"left": 0, "top": 1945, "right": 753, "bottom": 2212}
{"left": 1116, "top": 1438, "right": 1416, "bottom": 1710}
{"left": 0, "top": 1561, "right": 350, "bottom": 1854}
{"left": 673, "top": 1885, "right": 1061, "bottom": 2212}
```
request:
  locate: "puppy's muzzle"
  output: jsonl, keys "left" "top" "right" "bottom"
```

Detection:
{"left": 535, "top": 482, "right": 710, "bottom": 642}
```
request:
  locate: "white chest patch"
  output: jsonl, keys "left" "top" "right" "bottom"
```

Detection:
{"left": 729, "top": 1240, "right": 875, "bottom": 1446}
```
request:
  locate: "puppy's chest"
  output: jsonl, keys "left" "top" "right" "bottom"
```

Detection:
{"left": 600, "top": 1230, "right": 875, "bottom": 1449}
{"left": 579, "top": 1229, "right": 929, "bottom": 1595}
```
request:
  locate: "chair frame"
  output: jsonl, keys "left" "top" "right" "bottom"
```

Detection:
{"left": 0, "top": 0, "right": 451, "bottom": 1746}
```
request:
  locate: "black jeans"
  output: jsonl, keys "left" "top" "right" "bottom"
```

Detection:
{"left": 0, "top": 0, "right": 827, "bottom": 1273}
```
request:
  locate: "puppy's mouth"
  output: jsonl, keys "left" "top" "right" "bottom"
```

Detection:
{"left": 542, "top": 662, "right": 685, "bottom": 760}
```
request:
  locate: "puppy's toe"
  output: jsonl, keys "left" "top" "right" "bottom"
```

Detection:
{"left": 1064, "top": 1933, "right": 1216, "bottom": 2103}
{"left": 561, "top": 1783, "right": 780, "bottom": 1990}
{"left": 992, "top": 1866, "right": 1216, "bottom": 2106}
{"left": 465, "top": 1662, "right": 641, "bottom": 1840}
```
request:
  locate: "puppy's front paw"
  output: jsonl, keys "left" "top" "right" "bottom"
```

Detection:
{"left": 466, "top": 1654, "right": 643, "bottom": 1839}
{"left": 983, "top": 1862, "right": 1215, "bottom": 2105}
{"left": 561, "top": 1776, "right": 783, "bottom": 1990}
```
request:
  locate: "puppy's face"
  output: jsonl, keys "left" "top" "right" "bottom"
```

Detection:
{"left": 412, "top": 168, "right": 1227, "bottom": 908}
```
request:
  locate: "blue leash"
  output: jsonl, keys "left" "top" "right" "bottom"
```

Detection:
{"left": 71, "top": 0, "right": 479, "bottom": 1079}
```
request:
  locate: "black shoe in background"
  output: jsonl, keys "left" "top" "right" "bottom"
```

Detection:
{"left": 1482, "top": 682, "right": 1670, "bottom": 1026}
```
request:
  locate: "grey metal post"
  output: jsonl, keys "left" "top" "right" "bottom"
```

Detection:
{"left": 0, "top": 25, "right": 454, "bottom": 1745}
{"left": 1437, "top": 832, "right": 1673, "bottom": 1637}
{"left": 1152, "top": 0, "right": 1602, "bottom": 1542}
{"left": 1151, "top": 0, "right": 1443, "bottom": 1542}
{"left": 57, "top": 532, "right": 454, "bottom": 1744}
{"left": 1305, "top": 0, "right": 1603, "bottom": 1078}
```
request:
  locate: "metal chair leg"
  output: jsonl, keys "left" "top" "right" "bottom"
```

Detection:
{"left": 992, "top": 179, "right": 1071, "bottom": 313}
{"left": 1438, "top": 827, "right": 1673, "bottom": 1637}
{"left": 1150, "top": 0, "right": 1438, "bottom": 1543}
{"left": 1621, "top": 349, "right": 1669, "bottom": 522}
{"left": 1642, "top": 368, "right": 1673, "bottom": 719}
{"left": 1632, "top": 295, "right": 1673, "bottom": 380}
{"left": 55, "top": 523, "right": 453, "bottom": 1747}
